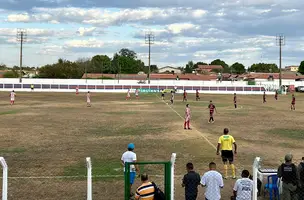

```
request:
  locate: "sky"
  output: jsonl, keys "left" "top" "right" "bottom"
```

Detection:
{"left": 0, "top": 0, "right": 303, "bottom": 68}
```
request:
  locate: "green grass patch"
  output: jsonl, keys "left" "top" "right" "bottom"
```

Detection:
{"left": 267, "top": 128, "right": 304, "bottom": 139}
{"left": 0, "top": 148, "right": 26, "bottom": 154}
{"left": 90, "top": 123, "right": 164, "bottom": 137}
{"left": 103, "top": 111, "right": 138, "bottom": 115}
{"left": 0, "top": 110, "right": 22, "bottom": 115}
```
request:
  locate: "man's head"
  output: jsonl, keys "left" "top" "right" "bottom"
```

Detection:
{"left": 186, "top": 104, "right": 189, "bottom": 107}
{"left": 12, "top": 90, "right": 14, "bottom": 92}
{"left": 210, "top": 100, "right": 212, "bottom": 103}
{"left": 127, "top": 143, "right": 135, "bottom": 151}
{"left": 140, "top": 173, "right": 149, "bottom": 182}
{"left": 223, "top": 128, "right": 229, "bottom": 135}
{"left": 209, "top": 162, "right": 216, "bottom": 170}
{"left": 186, "top": 162, "right": 194, "bottom": 172}
{"left": 234, "top": 93, "right": 236, "bottom": 95}
{"left": 88, "top": 91, "right": 90, "bottom": 93}
{"left": 285, "top": 153, "right": 293, "bottom": 163}
{"left": 241, "top": 170, "right": 250, "bottom": 178}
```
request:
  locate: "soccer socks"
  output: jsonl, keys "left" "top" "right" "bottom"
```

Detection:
{"left": 234, "top": 104, "right": 237, "bottom": 108}
{"left": 184, "top": 121, "right": 190, "bottom": 129}
{"left": 184, "top": 122, "right": 187, "bottom": 129}
{"left": 187, "top": 121, "right": 190, "bottom": 129}
{"left": 224, "top": 165, "right": 228, "bottom": 178}
{"left": 231, "top": 164, "right": 236, "bottom": 178}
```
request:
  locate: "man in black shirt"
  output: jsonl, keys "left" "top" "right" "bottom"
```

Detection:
{"left": 277, "top": 154, "right": 300, "bottom": 200}
{"left": 298, "top": 157, "right": 304, "bottom": 200}
{"left": 182, "top": 163, "right": 201, "bottom": 200}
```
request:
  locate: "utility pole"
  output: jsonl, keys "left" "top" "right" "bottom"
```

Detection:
{"left": 276, "top": 34, "right": 285, "bottom": 89}
{"left": 145, "top": 32, "right": 154, "bottom": 84}
{"left": 17, "top": 29, "right": 27, "bottom": 83}
{"left": 85, "top": 61, "right": 87, "bottom": 83}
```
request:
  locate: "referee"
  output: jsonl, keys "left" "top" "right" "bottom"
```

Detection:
{"left": 216, "top": 128, "right": 237, "bottom": 179}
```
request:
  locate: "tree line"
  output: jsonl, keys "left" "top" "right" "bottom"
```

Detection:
{"left": 1, "top": 48, "right": 304, "bottom": 79}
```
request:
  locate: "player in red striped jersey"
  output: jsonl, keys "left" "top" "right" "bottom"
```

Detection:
{"left": 196, "top": 89, "right": 200, "bottom": 101}
{"left": 183, "top": 90, "right": 187, "bottom": 102}
{"left": 126, "top": 89, "right": 131, "bottom": 100}
{"left": 184, "top": 104, "right": 191, "bottom": 130}
{"left": 233, "top": 93, "right": 237, "bottom": 109}
{"left": 291, "top": 94, "right": 295, "bottom": 110}
{"left": 208, "top": 101, "right": 217, "bottom": 123}
{"left": 275, "top": 90, "right": 278, "bottom": 100}
{"left": 263, "top": 91, "right": 266, "bottom": 103}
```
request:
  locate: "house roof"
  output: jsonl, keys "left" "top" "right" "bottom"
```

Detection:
{"left": 158, "top": 66, "right": 180, "bottom": 70}
{"left": 245, "top": 73, "right": 304, "bottom": 80}
{"left": 82, "top": 73, "right": 146, "bottom": 80}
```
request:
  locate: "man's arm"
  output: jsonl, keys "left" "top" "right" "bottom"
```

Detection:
{"left": 200, "top": 175, "right": 206, "bottom": 187}
{"left": 182, "top": 175, "right": 186, "bottom": 187}
{"left": 233, "top": 142, "right": 237, "bottom": 154}
{"left": 277, "top": 165, "right": 282, "bottom": 178}
{"left": 233, "top": 181, "right": 238, "bottom": 198}
{"left": 216, "top": 143, "right": 221, "bottom": 155}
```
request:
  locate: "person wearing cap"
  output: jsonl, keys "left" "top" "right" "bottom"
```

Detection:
{"left": 121, "top": 143, "right": 139, "bottom": 197}
{"left": 298, "top": 157, "right": 304, "bottom": 200}
{"left": 277, "top": 153, "right": 300, "bottom": 200}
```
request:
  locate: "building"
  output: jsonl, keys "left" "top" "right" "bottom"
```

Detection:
{"left": 158, "top": 66, "right": 182, "bottom": 74}
{"left": 285, "top": 66, "right": 299, "bottom": 72}
{"left": 195, "top": 65, "right": 223, "bottom": 73}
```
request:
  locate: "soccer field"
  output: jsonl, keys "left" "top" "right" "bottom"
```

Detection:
{"left": 0, "top": 91, "right": 303, "bottom": 200}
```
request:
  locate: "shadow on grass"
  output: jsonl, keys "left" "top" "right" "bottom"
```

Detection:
{"left": 267, "top": 128, "right": 304, "bottom": 139}
{"left": 0, "top": 148, "right": 26, "bottom": 154}
{"left": 0, "top": 109, "right": 22, "bottom": 115}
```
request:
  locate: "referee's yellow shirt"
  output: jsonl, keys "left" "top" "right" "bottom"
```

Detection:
{"left": 218, "top": 135, "right": 235, "bottom": 151}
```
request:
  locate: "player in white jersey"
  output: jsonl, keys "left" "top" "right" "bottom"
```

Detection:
{"left": 126, "top": 89, "right": 131, "bottom": 100}
{"left": 10, "top": 90, "right": 16, "bottom": 105}
{"left": 184, "top": 104, "right": 191, "bottom": 130}
{"left": 135, "top": 89, "right": 139, "bottom": 99}
{"left": 233, "top": 170, "right": 253, "bottom": 200}
{"left": 169, "top": 90, "right": 174, "bottom": 105}
{"left": 76, "top": 86, "right": 79, "bottom": 95}
{"left": 86, "top": 91, "right": 91, "bottom": 107}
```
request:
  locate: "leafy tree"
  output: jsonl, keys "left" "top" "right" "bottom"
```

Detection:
{"left": 248, "top": 63, "right": 279, "bottom": 73}
{"left": 210, "top": 59, "right": 230, "bottom": 73}
{"left": 0, "top": 64, "right": 7, "bottom": 70}
{"left": 3, "top": 70, "right": 18, "bottom": 78}
{"left": 112, "top": 49, "right": 145, "bottom": 74}
{"left": 39, "top": 59, "right": 83, "bottom": 78}
{"left": 91, "top": 55, "right": 111, "bottom": 73}
{"left": 119, "top": 48, "right": 137, "bottom": 59}
{"left": 185, "top": 61, "right": 194, "bottom": 73}
{"left": 298, "top": 61, "right": 304, "bottom": 74}
{"left": 231, "top": 62, "right": 246, "bottom": 74}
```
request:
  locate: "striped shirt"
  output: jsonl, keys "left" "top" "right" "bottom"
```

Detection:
{"left": 135, "top": 182, "right": 155, "bottom": 200}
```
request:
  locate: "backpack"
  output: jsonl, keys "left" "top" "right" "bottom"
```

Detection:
{"left": 151, "top": 182, "right": 165, "bottom": 200}
{"left": 300, "top": 163, "right": 304, "bottom": 181}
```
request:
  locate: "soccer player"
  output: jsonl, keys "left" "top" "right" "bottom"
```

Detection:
{"left": 31, "top": 84, "right": 34, "bottom": 92}
{"left": 196, "top": 89, "right": 200, "bottom": 101}
{"left": 233, "top": 93, "right": 237, "bottom": 109}
{"left": 135, "top": 89, "right": 139, "bottom": 99}
{"left": 184, "top": 104, "right": 191, "bottom": 130}
{"left": 76, "top": 86, "right": 79, "bottom": 95}
{"left": 161, "top": 89, "right": 165, "bottom": 100}
{"left": 216, "top": 128, "right": 237, "bottom": 179}
{"left": 169, "top": 90, "right": 174, "bottom": 105}
{"left": 208, "top": 100, "right": 217, "bottom": 123}
{"left": 86, "top": 91, "right": 91, "bottom": 107}
{"left": 126, "top": 89, "right": 131, "bottom": 100}
{"left": 10, "top": 90, "right": 16, "bottom": 105}
{"left": 183, "top": 90, "right": 187, "bottom": 102}
{"left": 263, "top": 91, "right": 266, "bottom": 103}
{"left": 275, "top": 90, "right": 278, "bottom": 100}
{"left": 233, "top": 170, "right": 253, "bottom": 200}
{"left": 291, "top": 94, "right": 295, "bottom": 110}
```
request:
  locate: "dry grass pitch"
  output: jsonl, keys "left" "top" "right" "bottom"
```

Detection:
{"left": 0, "top": 91, "right": 303, "bottom": 200}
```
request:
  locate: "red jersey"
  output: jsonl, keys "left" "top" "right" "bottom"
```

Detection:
{"left": 208, "top": 104, "right": 215, "bottom": 113}
{"left": 292, "top": 97, "right": 295, "bottom": 104}
{"left": 196, "top": 91, "right": 199, "bottom": 97}
{"left": 185, "top": 107, "right": 190, "bottom": 117}
{"left": 234, "top": 96, "right": 237, "bottom": 103}
{"left": 183, "top": 91, "right": 187, "bottom": 97}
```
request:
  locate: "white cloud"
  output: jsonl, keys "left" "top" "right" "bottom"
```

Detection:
{"left": 167, "top": 23, "right": 200, "bottom": 34}
{"left": 77, "top": 27, "right": 97, "bottom": 36}
{"left": 7, "top": 13, "right": 30, "bottom": 22}
{"left": 282, "top": 9, "right": 299, "bottom": 13}
{"left": 65, "top": 38, "right": 105, "bottom": 48}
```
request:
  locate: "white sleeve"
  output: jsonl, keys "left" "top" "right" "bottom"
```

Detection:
{"left": 219, "top": 175, "right": 224, "bottom": 188}
{"left": 200, "top": 175, "right": 206, "bottom": 186}
{"left": 133, "top": 153, "right": 137, "bottom": 162}
{"left": 121, "top": 153, "right": 125, "bottom": 162}
{"left": 233, "top": 180, "right": 238, "bottom": 191}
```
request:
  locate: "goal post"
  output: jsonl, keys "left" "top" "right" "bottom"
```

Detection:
{"left": 124, "top": 153, "right": 176, "bottom": 200}
{"left": 0, "top": 157, "right": 8, "bottom": 200}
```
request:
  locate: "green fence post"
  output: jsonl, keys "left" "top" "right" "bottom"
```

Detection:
{"left": 164, "top": 162, "right": 171, "bottom": 200}
{"left": 124, "top": 163, "right": 130, "bottom": 200}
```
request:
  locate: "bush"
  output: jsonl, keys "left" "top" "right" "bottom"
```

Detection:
{"left": 247, "top": 80, "right": 256, "bottom": 85}
{"left": 98, "top": 76, "right": 114, "bottom": 79}
{"left": 3, "top": 71, "right": 18, "bottom": 78}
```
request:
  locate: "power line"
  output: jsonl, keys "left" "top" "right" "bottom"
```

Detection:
{"left": 145, "top": 32, "right": 154, "bottom": 84}
{"left": 17, "top": 29, "right": 27, "bottom": 83}
{"left": 276, "top": 34, "right": 285, "bottom": 88}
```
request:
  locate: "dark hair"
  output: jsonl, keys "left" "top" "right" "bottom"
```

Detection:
{"left": 186, "top": 163, "right": 194, "bottom": 170}
{"left": 209, "top": 162, "right": 216, "bottom": 168}
{"left": 141, "top": 173, "right": 149, "bottom": 181}
{"left": 210, "top": 100, "right": 212, "bottom": 103}
{"left": 302, "top": 157, "right": 304, "bottom": 160}
{"left": 224, "top": 128, "right": 229, "bottom": 134}
{"left": 128, "top": 148, "right": 133, "bottom": 151}
{"left": 186, "top": 104, "right": 189, "bottom": 107}
{"left": 241, "top": 170, "right": 250, "bottom": 178}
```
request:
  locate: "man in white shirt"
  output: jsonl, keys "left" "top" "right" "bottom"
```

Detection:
{"left": 121, "top": 143, "right": 139, "bottom": 197}
{"left": 233, "top": 170, "right": 253, "bottom": 200}
{"left": 201, "top": 162, "right": 224, "bottom": 200}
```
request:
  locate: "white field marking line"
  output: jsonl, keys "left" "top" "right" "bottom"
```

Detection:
{"left": 155, "top": 95, "right": 217, "bottom": 150}
{"left": 1, "top": 174, "right": 183, "bottom": 179}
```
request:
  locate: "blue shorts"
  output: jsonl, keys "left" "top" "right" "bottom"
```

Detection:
{"left": 125, "top": 172, "right": 136, "bottom": 184}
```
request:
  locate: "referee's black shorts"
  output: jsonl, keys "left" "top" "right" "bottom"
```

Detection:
{"left": 221, "top": 150, "right": 234, "bottom": 162}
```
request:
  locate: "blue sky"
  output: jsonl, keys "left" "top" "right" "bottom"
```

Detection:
{"left": 0, "top": 0, "right": 303, "bottom": 68}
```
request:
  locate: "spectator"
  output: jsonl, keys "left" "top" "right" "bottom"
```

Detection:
{"left": 277, "top": 153, "right": 300, "bottom": 200}
{"left": 233, "top": 170, "right": 253, "bottom": 200}
{"left": 216, "top": 128, "right": 237, "bottom": 179}
{"left": 121, "top": 143, "right": 139, "bottom": 197}
{"left": 182, "top": 162, "right": 201, "bottom": 200}
{"left": 135, "top": 173, "right": 155, "bottom": 200}
{"left": 201, "top": 162, "right": 224, "bottom": 200}
{"left": 298, "top": 157, "right": 304, "bottom": 200}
